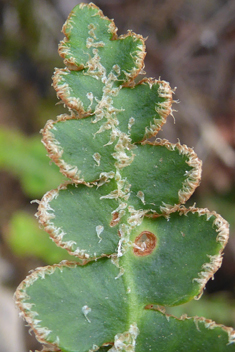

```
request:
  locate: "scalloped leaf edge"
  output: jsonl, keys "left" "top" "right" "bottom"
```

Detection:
{"left": 178, "top": 205, "right": 230, "bottom": 298}
{"left": 144, "top": 305, "right": 235, "bottom": 346}
{"left": 15, "top": 259, "right": 234, "bottom": 352}
{"left": 142, "top": 138, "right": 202, "bottom": 215}
{"left": 15, "top": 261, "right": 78, "bottom": 348}
{"left": 58, "top": 2, "right": 146, "bottom": 80}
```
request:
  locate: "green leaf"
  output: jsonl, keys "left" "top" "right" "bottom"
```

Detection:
{"left": 15, "top": 259, "right": 129, "bottom": 352}
{"left": 20, "top": 206, "right": 228, "bottom": 352}
{"left": 59, "top": 3, "right": 145, "bottom": 81}
{"left": 53, "top": 68, "right": 104, "bottom": 113}
{"left": 112, "top": 79, "right": 172, "bottom": 141}
{"left": 136, "top": 309, "right": 235, "bottom": 352}
{"left": 53, "top": 72, "right": 172, "bottom": 142}
{"left": 37, "top": 182, "right": 120, "bottom": 259}
{"left": 42, "top": 116, "right": 116, "bottom": 183}
{"left": 122, "top": 208, "right": 227, "bottom": 306}
{"left": 122, "top": 141, "right": 201, "bottom": 214}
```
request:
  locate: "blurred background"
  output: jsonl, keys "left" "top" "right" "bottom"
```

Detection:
{"left": 0, "top": 0, "right": 235, "bottom": 351}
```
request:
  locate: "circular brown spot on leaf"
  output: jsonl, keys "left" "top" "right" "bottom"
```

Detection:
{"left": 133, "top": 231, "right": 157, "bottom": 256}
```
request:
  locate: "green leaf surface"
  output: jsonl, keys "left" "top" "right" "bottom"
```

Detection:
{"left": 53, "top": 71, "right": 172, "bottom": 142}
{"left": 43, "top": 117, "right": 116, "bottom": 182}
{"left": 53, "top": 68, "right": 104, "bottom": 113}
{"left": 16, "top": 204, "right": 229, "bottom": 351}
{"left": 59, "top": 3, "right": 144, "bottom": 81}
{"left": 16, "top": 260, "right": 129, "bottom": 352}
{"left": 38, "top": 182, "right": 120, "bottom": 259}
{"left": 122, "top": 209, "right": 225, "bottom": 307}
{"left": 136, "top": 309, "right": 235, "bottom": 352}
{"left": 122, "top": 141, "right": 201, "bottom": 214}
{"left": 112, "top": 80, "right": 172, "bottom": 141}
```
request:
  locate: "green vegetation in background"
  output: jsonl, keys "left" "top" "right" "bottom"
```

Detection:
{"left": 0, "top": 128, "right": 64, "bottom": 198}
{"left": 6, "top": 211, "right": 77, "bottom": 264}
